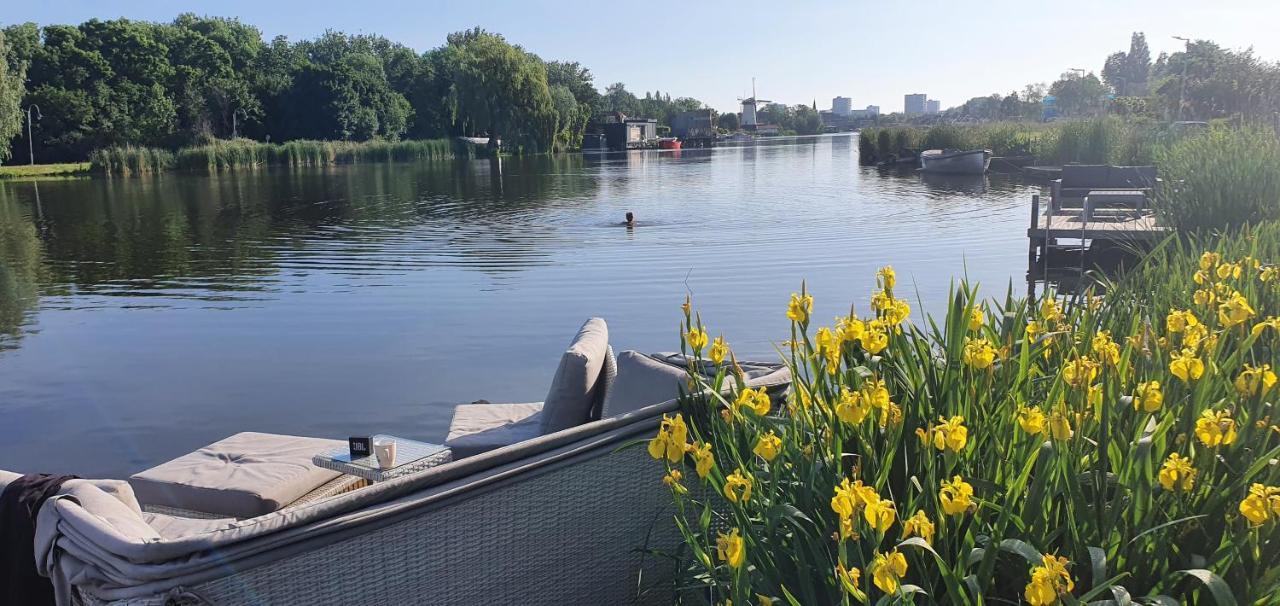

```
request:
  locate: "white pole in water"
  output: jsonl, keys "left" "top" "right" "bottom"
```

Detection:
{"left": 26, "top": 104, "right": 42, "bottom": 165}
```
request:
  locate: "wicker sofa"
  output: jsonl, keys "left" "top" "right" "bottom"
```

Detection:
{"left": 5, "top": 325, "right": 789, "bottom": 605}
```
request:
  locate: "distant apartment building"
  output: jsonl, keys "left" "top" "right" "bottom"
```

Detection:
{"left": 904, "top": 93, "right": 927, "bottom": 116}
{"left": 925, "top": 99, "right": 941, "bottom": 114}
{"left": 849, "top": 105, "right": 880, "bottom": 120}
{"left": 832, "top": 96, "right": 853, "bottom": 116}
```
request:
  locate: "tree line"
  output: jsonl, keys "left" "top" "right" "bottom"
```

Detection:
{"left": 0, "top": 16, "right": 722, "bottom": 164}
{"left": 900, "top": 32, "right": 1280, "bottom": 124}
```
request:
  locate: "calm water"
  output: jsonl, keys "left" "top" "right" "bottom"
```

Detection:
{"left": 0, "top": 134, "right": 1039, "bottom": 478}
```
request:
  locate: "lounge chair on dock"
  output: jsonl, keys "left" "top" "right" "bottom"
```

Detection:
{"left": 2, "top": 318, "right": 789, "bottom": 606}
{"left": 1048, "top": 164, "right": 1159, "bottom": 215}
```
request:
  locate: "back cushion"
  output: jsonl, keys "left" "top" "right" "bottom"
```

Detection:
{"left": 602, "top": 351, "right": 690, "bottom": 418}
{"left": 1061, "top": 164, "right": 1109, "bottom": 187}
{"left": 540, "top": 318, "right": 610, "bottom": 434}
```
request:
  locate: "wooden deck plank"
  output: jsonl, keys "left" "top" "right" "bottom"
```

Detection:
{"left": 1027, "top": 213, "right": 1168, "bottom": 240}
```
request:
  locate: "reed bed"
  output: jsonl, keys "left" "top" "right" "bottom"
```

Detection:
{"left": 647, "top": 224, "right": 1280, "bottom": 604}
{"left": 1157, "top": 126, "right": 1280, "bottom": 232}
{"left": 860, "top": 118, "right": 1157, "bottom": 166}
{"left": 90, "top": 138, "right": 462, "bottom": 175}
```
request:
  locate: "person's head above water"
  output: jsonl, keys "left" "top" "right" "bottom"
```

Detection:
{"left": 625, "top": 211, "right": 634, "bottom": 225}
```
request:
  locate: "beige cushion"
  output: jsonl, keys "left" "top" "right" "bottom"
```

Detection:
{"left": 445, "top": 403, "right": 545, "bottom": 459}
{"left": 602, "top": 351, "right": 690, "bottom": 418}
{"left": 129, "top": 432, "right": 344, "bottom": 519}
{"left": 540, "top": 318, "right": 610, "bottom": 434}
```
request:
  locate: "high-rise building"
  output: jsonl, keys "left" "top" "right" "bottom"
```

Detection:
{"left": 904, "top": 94, "right": 927, "bottom": 116}
{"left": 832, "top": 96, "right": 852, "bottom": 116}
{"left": 925, "top": 99, "right": 941, "bottom": 114}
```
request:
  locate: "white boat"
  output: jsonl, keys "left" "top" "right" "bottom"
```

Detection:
{"left": 920, "top": 148, "right": 992, "bottom": 174}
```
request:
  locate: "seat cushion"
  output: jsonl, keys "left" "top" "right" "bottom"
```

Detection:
{"left": 129, "top": 432, "right": 345, "bottom": 519}
{"left": 539, "top": 318, "right": 610, "bottom": 434}
{"left": 446, "top": 403, "right": 545, "bottom": 459}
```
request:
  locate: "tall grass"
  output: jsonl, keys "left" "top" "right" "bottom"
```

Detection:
{"left": 860, "top": 118, "right": 1157, "bottom": 166}
{"left": 91, "top": 138, "right": 463, "bottom": 175}
{"left": 649, "top": 228, "right": 1280, "bottom": 604}
{"left": 1156, "top": 126, "right": 1280, "bottom": 231}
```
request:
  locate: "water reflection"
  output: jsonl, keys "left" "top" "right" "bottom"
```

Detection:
{"left": 0, "top": 135, "right": 1047, "bottom": 477}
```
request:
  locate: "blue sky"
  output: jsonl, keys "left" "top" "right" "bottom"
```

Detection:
{"left": 6, "top": 0, "right": 1280, "bottom": 114}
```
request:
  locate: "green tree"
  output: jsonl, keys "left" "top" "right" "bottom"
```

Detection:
{"left": 1049, "top": 71, "right": 1108, "bottom": 117}
{"left": 1102, "top": 32, "right": 1152, "bottom": 96}
{"left": 279, "top": 31, "right": 411, "bottom": 141}
{"left": 717, "top": 112, "right": 739, "bottom": 131}
{"left": 0, "top": 30, "right": 27, "bottom": 163}
{"left": 440, "top": 29, "right": 555, "bottom": 151}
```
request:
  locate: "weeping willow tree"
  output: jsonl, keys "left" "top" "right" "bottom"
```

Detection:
{"left": 0, "top": 187, "right": 44, "bottom": 345}
{"left": 0, "top": 29, "right": 28, "bottom": 164}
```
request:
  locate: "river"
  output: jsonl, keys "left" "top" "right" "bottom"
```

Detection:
{"left": 0, "top": 134, "right": 1040, "bottom": 477}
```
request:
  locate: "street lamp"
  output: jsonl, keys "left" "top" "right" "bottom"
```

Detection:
{"left": 1069, "top": 68, "right": 1087, "bottom": 77}
{"left": 25, "top": 104, "right": 42, "bottom": 166}
{"left": 1173, "top": 36, "right": 1191, "bottom": 121}
{"left": 232, "top": 107, "right": 249, "bottom": 140}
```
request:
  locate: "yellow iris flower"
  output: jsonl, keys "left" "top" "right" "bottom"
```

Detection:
{"left": 723, "top": 469, "right": 753, "bottom": 503}
{"left": 647, "top": 414, "right": 688, "bottom": 462}
{"left": 752, "top": 431, "right": 783, "bottom": 462}
{"left": 835, "top": 387, "right": 871, "bottom": 425}
{"left": 709, "top": 336, "right": 728, "bottom": 365}
{"left": 1016, "top": 405, "right": 1047, "bottom": 435}
{"left": 1234, "top": 364, "right": 1277, "bottom": 397}
{"left": 685, "top": 327, "right": 709, "bottom": 353}
{"left": 716, "top": 528, "right": 745, "bottom": 568}
{"left": 916, "top": 415, "right": 968, "bottom": 453}
{"left": 870, "top": 550, "right": 908, "bottom": 594}
{"left": 1134, "top": 380, "right": 1163, "bottom": 412}
{"left": 787, "top": 292, "right": 813, "bottom": 324}
{"left": 692, "top": 442, "right": 715, "bottom": 479}
{"left": 1194, "top": 409, "right": 1238, "bottom": 447}
{"left": 962, "top": 337, "right": 997, "bottom": 370}
{"left": 940, "top": 475, "right": 974, "bottom": 516}
{"left": 1158, "top": 452, "right": 1196, "bottom": 492}
{"left": 1169, "top": 349, "right": 1205, "bottom": 384}
{"left": 1218, "top": 292, "right": 1257, "bottom": 328}
{"left": 902, "top": 509, "right": 935, "bottom": 544}
{"left": 1239, "top": 483, "right": 1280, "bottom": 527}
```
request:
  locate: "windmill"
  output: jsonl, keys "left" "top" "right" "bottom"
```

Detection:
{"left": 738, "top": 78, "right": 772, "bottom": 131}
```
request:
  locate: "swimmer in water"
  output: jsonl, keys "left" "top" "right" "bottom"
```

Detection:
{"left": 623, "top": 211, "right": 635, "bottom": 227}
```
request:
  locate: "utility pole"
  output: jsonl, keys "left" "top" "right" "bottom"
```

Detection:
{"left": 25, "top": 105, "right": 42, "bottom": 165}
{"left": 1173, "top": 36, "right": 1191, "bottom": 121}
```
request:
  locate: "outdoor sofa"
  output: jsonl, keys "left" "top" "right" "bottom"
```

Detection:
{"left": 3, "top": 318, "right": 789, "bottom": 606}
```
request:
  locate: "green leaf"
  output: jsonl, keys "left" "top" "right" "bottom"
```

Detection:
{"left": 1174, "top": 569, "right": 1238, "bottom": 606}
{"left": 1087, "top": 546, "right": 1107, "bottom": 590}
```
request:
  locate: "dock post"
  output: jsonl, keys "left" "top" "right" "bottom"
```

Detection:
{"left": 1027, "top": 194, "right": 1040, "bottom": 301}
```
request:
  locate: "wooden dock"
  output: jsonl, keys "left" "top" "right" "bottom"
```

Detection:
{"left": 1028, "top": 213, "right": 1167, "bottom": 241}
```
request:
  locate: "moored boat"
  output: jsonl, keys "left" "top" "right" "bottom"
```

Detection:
{"left": 658, "top": 137, "right": 682, "bottom": 150}
{"left": 920, "top": 148, "right": 992, "bottom": 174}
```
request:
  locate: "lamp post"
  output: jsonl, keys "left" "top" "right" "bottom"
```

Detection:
{"left": 1173, "top": 36, "right": 1191, "bottom": 121}
{"left": 232, "top": 107, "right": 248, "bottom": 140}
{"left": 25, "top": 104, "right": 42, "bottom": 165}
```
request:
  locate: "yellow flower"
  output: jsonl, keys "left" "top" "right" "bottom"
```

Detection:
{"left": 1166, "top": 309, "right": 1199, "bottom": 333}
{"left": 1199, "top": 251, "right": 1221, "bottom": 271}
{"left": 816, "top": 327, "right": 842, "bottom": 374}
{"left": 883, "top": 298, "right": 911, "bottom": 327}
{"left": 756, "top": 595, "right": 774, "bottom": 606}
{"left": 1026, "top": 320, "right": 1044, "bottom": 341}
{"left": 685, "top": 327, "right": 709, "bottom": 353}
{"left": 1216, "top": 261, "right": 1241, "bottom": 281}
{"left": 835, "top": 387, "right": 871, "bottom": 425}
{"left": 863, "top": 496, "right": 896, "bottom": 534}
{"left": 647, "top": 414, "right": 688, "bottom": 462}
{"left": 1182, "top": 322, "right": 1209, "bottom": 351}
{"left": 877, "top": 265, "right": 897, "bottom": 290}
{"left": 716, "top": 528, "right": 745, "bottom": 568}
{"left": 663, "top": 469, "right": 688, "bottom": 494}
{"left": 861, "top": 379, "right": 891, "bottom": 410}
{"left": 902, "top": 509, "right": 935, "bottom": 544}
{"left": 1218, "top": 292, "right": 1257, "bottom": 328}
{"left": 1261, "top": 265, "right": 1279, "bottom": 282}
{"left": 692, "top": 442, "right": 715, "bottom": 479}
{"left": 1252, "top": 316, "right": 1280, "bottom": 338}
{"left": 835, "top": 563, "right": 862, "bottom": 595}
{"left": 1091, "top": 331, "right": 1120, "bottom": 366}
{"left": 734, "top": 387, "right": 771, "bottom": 416}
{"left": 787, "top": 292, "right": 813, "bottom": 324}
{"left": 1235, "top": 364, "right": 1277, "bottom": 397}
{"left": 1016, "top": 405, "right": 1047, "bottom": 435}
{"left": 753, "top": 431, "right": 783, "bottom": 462}
{"left": 916, "top": 415, "right": 968, "bottom": 453}
{"left": 681, "top": 295, "right": 692, "bottom": 317}
{"left": 1025, "top": 554, "right": 1074, "bottom": 606}
{"left": 1048, "top": 407, "right": 1073, "bottom": 441}
{"left": 724, "top": 469, "right": 753, "bottom": 503}
{"left": 861, "top": 325, "right": 890, "bottom": 354}
{"left": 1169, "top": 349, "right": 1205, "bottom": 384}
{"left": 870, "top": 550, "right": 908, "bottom": 594}
{"left": 962, "top": 337, "right": 997, "bottom": 370}
{"left": 1158, "top": 452, "right": 1196, "bottom": 492}
{"left": 831, "top": 478, "right": 878, "bottom": 522}
{"left": 1061, "top": 356, "right": 1099, "bottom": 389}
{"left": 709, "top": 336, "right": 728, "bottom": 365}
{"left": 1239, "top": 483, "right": 1280, "bottom": 527}
{"left": 1039, "top": 298, "right": 1064, "bottom": 323}
{"left": 1194, "top": 409, "right": 1238, "bottom": 447}
{"left": 1193, "top": 288, "right": 1216, "bottom": 307}
{"left": 837, "top": 315, "right": 866, "bottom": 343}
{"left": 940, "top": 475, "right": 974, "bottom": 516}
{"left": 1134, "top": 380, "right": 1164, "bottom": 412}
{"left": 968, "top": 307, "right": 985, "bottom": 331}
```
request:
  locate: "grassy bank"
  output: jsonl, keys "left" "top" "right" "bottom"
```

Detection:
{"left": 89, "top": 138, "right": 470, "bottom": 176}
{"left": 654, "top": 221, "right": 1280, "bottom": 604}
{"left": 0, "top": 162, "right": 92, "bottom": 179}
{"left": 859, "top": 117, "right": 1165, "bottom": 166}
